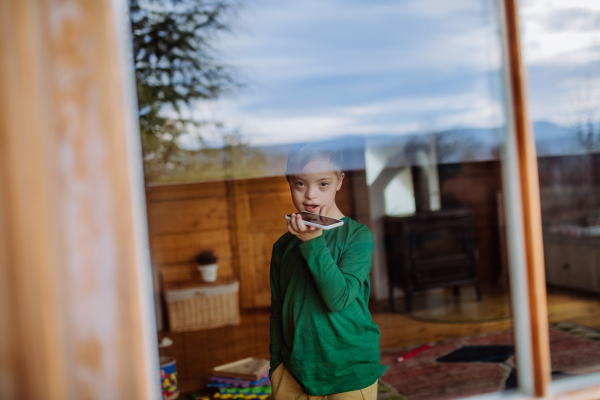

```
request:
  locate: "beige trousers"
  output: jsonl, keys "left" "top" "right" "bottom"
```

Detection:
{"left": 271, "top": 363, "right": 378, "bottom": 400}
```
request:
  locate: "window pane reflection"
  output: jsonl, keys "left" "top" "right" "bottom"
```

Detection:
{"left": 521, "top": 0, "right": 600, "bottom": 383}
{"left": 140, "top": 1, "right": 523, "bottom": 399}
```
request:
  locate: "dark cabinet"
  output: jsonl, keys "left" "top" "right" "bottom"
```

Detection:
{"left": 384, "top": 209, "right": 481, "bottom": 312}
{"left": 543, "top": 236, "right": 600, "bottom": 292}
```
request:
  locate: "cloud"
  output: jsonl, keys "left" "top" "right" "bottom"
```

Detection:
{"left": 225, "top": 0, "right": 502, "bottom": 78}
{"left": 182, "top": 0, "right": 600, "bottom": 148}
{"left": 517, "top": 0, "right": 600, "bottom": 126}
{"left": 527, "top": 69, "right": 600, "bottom": 126}
{"left": 187, "top": 91, "right": 503, "bottom": 146}
{"left": 521, "top": 0, "right": 600, "bottom": 66}
{"left": 189, "top": 0, "right": 507, "bottom": 146}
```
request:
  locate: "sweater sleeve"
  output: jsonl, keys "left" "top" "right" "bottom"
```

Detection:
{"left": 298, "top": 226, "right": 374, "bottom": 313}
{"left": 268, "top": 244, "right": 283, "bottom": 379}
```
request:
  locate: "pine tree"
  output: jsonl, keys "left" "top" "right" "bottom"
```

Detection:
{"left": 129, "top": 0, "right": 240, "bottom": 180}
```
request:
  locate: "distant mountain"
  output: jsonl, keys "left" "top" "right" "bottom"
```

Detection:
{"left": 532, "top": 120, "right": 583, "bottom": 156}
{"left": 253, "top": 120, "right": 589, "bottom": 171}
{"left": 148, "top": 120, "right": 592, "bottom": 184}
{"left": 251, "top": 127, "right": 503, "bottom": 175}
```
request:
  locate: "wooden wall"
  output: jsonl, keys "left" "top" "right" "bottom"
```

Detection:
{"left": 537, "top": 153, "right": 600, "bottom": 224}
{"left": 437, "top": 155, "right": 600, "bottom": 281}
{"left": 146, "top": 181, "right": 236, "bottom": 290}
{"left": 439, "top": 161, "right": 505, "bottom": 281}
{"left": 146, "top": 173, "right": 357, "bottom": 311}
{"left": 146, "top": 162, "right": 509, "bottom": 311}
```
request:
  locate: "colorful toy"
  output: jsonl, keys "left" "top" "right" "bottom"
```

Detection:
{"left": 208, "top": 371, "right": 270, "bottom": 388}
{"left": 396, "top": 343, "right": 430, "bottom": 362}
{"left": 160, "top": 356, "right": 179, "bottom": 400}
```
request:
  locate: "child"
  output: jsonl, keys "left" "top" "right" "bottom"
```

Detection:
{"left": 269, "top": 142, "right": 381, "bottom": 399}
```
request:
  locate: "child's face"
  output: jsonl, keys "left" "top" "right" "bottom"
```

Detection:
{"left": 288, "top": 159, "right": 344, "bottom": 215}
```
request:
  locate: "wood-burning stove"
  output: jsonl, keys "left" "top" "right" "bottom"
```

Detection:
{"left": 384, "top": 208, "right": 481, "bottom": 312}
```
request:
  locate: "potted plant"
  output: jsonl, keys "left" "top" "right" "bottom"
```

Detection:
{"left": 195, "top": 249, "right": 219, "bottom": 282}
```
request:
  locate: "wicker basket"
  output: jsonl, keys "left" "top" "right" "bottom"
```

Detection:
{"left": 165, "top": 280, "right": 240, "bottom": 332}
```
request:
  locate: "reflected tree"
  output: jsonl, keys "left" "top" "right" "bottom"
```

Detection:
{"left": 575, "top": 114, "right": 600, "bottom": 152}
{"left": 572, "top": 75, "right": 600, "bottom": 152}
{"left": 431, "top": 130, "right": 483, "bottom": 164}
{"left": 130, "top": 0, "right": 264, "bottom": 182}
{"left": 144, "top": 130, "right": 268, "bottom": 184}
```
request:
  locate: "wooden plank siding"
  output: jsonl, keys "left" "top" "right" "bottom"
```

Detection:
{"left": 439, "top": 161, "right": 505, "bottom": 281}
{"left": 145, "top": 172, "right": 357, "bottom": 311}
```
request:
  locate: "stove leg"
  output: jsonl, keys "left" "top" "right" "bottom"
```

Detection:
{"left": 453, "top": 286, "right": 461, "bottom": 297}
{"left": 404, "top": 289, "right": 413, "bottom": 313}
{"left": 389, "top": 283, "right": 395, "bottom": 312}
{"left": 475, "top": 283, "right": 482, "bottom": 301}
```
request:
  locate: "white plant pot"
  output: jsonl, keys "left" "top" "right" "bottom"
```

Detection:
{"left": 198, "top": 263, "right": 218, "bottom": 282}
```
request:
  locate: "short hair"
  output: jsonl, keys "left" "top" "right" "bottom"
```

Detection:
{"left": 285, "top": 142, "right": 343, "bottom": 179}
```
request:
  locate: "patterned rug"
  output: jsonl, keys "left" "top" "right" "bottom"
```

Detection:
{"left": 376, "top": 322, "right": 600, "bottom": 400}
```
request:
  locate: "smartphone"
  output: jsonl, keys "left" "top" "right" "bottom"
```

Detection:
{"left": 285, "top": 211, "right": 344, "bottom": 230}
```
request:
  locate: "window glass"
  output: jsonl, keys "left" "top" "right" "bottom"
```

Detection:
{"left": 137, "top": 1, "right": 524, "bottom": 398}
{"left": 521, "top": 0, "right": 600, "bottom": 383}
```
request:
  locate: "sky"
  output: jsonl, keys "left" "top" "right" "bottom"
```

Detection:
{"left": 521, "top": 0, "right": 600, "bottom": 128}
{"left": 177, "top": 0, "right": 600, "bottom": 148}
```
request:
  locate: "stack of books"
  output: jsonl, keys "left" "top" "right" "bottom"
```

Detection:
{"left": 208, "top": 358, "right": 271, "bottom": 399}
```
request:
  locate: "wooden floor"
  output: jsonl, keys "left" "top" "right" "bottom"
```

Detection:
{"left": 158, "top": 285, "right": 600, "bottom": 396}
{"left": 383, "top": 282, "right": 512, "bottom": 324}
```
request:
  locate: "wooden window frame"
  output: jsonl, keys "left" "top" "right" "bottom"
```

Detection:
{"left": 500, "top": 0, "right": 550, "bottom": 397}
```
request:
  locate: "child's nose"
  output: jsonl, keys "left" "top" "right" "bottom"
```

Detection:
{"left": 305, "top": 187, "right": 318, "bottom": 199}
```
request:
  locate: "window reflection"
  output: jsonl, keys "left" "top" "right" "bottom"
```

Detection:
{"left": 522, "top": 0, "right": 600, "bottom": 383}
{"left": 140, "top": 0, "right": 523, "bottom": 399}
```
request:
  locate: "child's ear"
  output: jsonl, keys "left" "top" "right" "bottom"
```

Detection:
{"left": 336, "top": 172, "right": 345, "bottom": 191}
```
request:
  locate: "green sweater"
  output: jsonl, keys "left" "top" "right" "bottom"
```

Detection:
{"left": 269, "top": 217, "right": 381, "bottom": 395}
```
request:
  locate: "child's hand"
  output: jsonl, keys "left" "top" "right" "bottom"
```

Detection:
{"left": 288, "top": 205, "right": 327, "bottom": 242}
